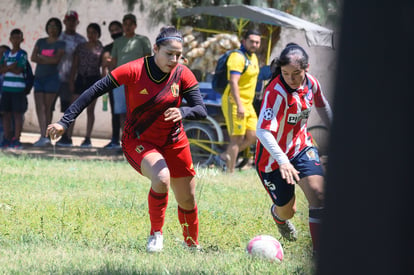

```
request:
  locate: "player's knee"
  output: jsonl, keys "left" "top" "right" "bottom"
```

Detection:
{"left": 178, "top": 196, "right": 196, "bottom": 210}
{"left": 153, "top": 169, "right": 170, "bottom": 189}
{"left": 315, "top": 189, "right": 324, "bottom": 203}
{"left": 311, "top": 185, "right": 325, "bottom": 205}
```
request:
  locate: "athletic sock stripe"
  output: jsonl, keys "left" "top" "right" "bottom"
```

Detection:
{"left": 178, "top": 205, "right": 197, "bottom": 214}
{"left": 309, "top": 217, "right": 321, "bottom": 223}
{"left": 309, "top": 207, "right": 324, "bottom": 220}
{"left": 272, "top": 216, "right": 286, "bottom": 224}
{"left": 149, "top": 188, "right": 168, "bottom": 199}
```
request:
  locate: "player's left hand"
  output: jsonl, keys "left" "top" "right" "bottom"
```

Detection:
{"left": 47, "top": 123, "right": 65, "bottom": 141}
{"left": 279, "top": 162, "right": 300, "bottom": 185}
{"left": 164, "top": 108, "right": 182, "bottom": 122}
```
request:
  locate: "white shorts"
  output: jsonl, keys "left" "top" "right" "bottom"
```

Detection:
{"left": 113, "top": 85, "right": 126, "bottom": 114}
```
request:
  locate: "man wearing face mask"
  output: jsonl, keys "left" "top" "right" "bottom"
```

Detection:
{"left": 101, "top": 20, "right": 123, "bottom": 149}
{"left": 110, "top": 14, "right": 152, "bottom": 143}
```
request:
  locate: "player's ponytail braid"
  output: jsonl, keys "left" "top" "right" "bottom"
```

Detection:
{"left": 155, "top": 26, "right": 183, "bottom": 47}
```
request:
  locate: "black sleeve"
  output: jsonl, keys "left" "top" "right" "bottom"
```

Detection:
{"left": 58, "top": 76, "right": 117, "bottom": 129}
{"left": 180, "top": 87, "right": 208, "bottom": 120}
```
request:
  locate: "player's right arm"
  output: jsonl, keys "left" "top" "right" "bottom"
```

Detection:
{"left": 256, "top": 128, "right": 299, "bottom": 184}
{"left": 257, "top": 87, "right": 300, "bottom": 184}
{"left": 47, "top": 76, "right": 117, "bottom": 139}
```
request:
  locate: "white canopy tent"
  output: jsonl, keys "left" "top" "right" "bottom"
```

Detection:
{"left": 176, "top": 4, "right": 334, "bottom": 62}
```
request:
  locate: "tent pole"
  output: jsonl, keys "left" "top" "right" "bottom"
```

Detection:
{"left": 236, "top": 18, "right": 250, "bottom": 37}
{"left": 266, "top": 26, "right": 273, "bottom": 64}
{"left": 177, "top": 17, "right": 181, "bottom": 29}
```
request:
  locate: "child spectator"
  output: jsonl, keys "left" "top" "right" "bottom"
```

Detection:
{"left": 0, "top": 29, "right": 28, "bottom": 149}
{"left": 0, "top": 44, "right": 11, "bottom": 145}
{"left": 0, "top": 45, "right": 11, "bottom": 90}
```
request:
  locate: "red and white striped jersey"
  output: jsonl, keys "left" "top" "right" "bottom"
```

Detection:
{"left": 255, "top": 73, "right": 330, "bottom": 172}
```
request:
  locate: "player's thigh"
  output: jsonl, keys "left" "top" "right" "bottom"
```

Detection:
{"left": 293, "top": 147, "right": 324, "bottom": 178}
{"left": 123, "top": 140, "right": 170, "bottom": 183}
{"left": 163, "top": 142, "right": 196, "bottom": 178}
{"left": 258, "top": 169, "right": 296, "bottom": 207}
{"left": 259, "top": 168, "right": 297, "bottom": 219}
{"left": 141, "top": 152, "right": 170, "bottom": 183}
{"left": 292, "top": 147, "right": 325, "bottom": 207}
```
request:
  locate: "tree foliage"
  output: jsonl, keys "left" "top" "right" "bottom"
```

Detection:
{"left": 143, "top": 0, "right": 341, "bottom": 28}
{"left": 14, "top": 0, "right": 341, "bottom": 28}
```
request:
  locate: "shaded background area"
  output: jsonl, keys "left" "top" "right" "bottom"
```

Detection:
{"left": 317, "top": 1, "right": 414, "bottom": 274}
{"left": 1, "top": 133, "right": 124, "bottom": 161}
{"left": 1, "top": 0, "right": 337, "bottom": 139}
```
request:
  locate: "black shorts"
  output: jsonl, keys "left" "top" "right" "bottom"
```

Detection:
{"left": 74, "top": 75, "right": 101, "bottom": 95}
{"left": 257, "top": 147, "right": 324, "bottom": 206}
{"left": 0, "top": 91, "right": 28, "bottom": 113}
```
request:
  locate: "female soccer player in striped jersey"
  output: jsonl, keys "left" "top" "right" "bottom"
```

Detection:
{"left": 47, "top": 26, "right": 207, "bottom": 252}
{"left": 255, "top": 43, "right": 332, "bottom": 255}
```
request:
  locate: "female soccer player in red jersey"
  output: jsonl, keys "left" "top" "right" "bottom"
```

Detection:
{"left": 255, "top": 43, "right": 332, "bottom": 255}
{"left": 47, "top": 26, "right": 207, "bottom": 252}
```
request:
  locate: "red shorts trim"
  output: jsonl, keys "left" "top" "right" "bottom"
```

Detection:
{"left": 122, "top": 137, "right": 196, "bottom": 178}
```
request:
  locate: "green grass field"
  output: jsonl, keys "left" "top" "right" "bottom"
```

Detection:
{"left": 0, "top": 153, "right": 315, "bottom": 274}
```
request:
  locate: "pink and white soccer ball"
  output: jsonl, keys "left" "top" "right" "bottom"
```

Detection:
{"left": 246, "top": 235, "right": 284, "bottom": 263}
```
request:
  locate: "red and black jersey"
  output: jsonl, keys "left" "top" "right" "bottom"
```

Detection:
{"left": 58, "top": 56, "right": 206, "bottom": 149}
{"left": 109, "top": 56, "right": 199, "bottom": 148}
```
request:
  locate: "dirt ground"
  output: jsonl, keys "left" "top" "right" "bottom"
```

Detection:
{"left": 1, "top": 132, "right": 124, "bottom": 161}
{"left": 3, "top": 133, "right": 329, "bottom": 172}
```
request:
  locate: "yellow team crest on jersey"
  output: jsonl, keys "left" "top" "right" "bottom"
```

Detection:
{"left": 171, "top": 82, "right": 179, "bottom": 97}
